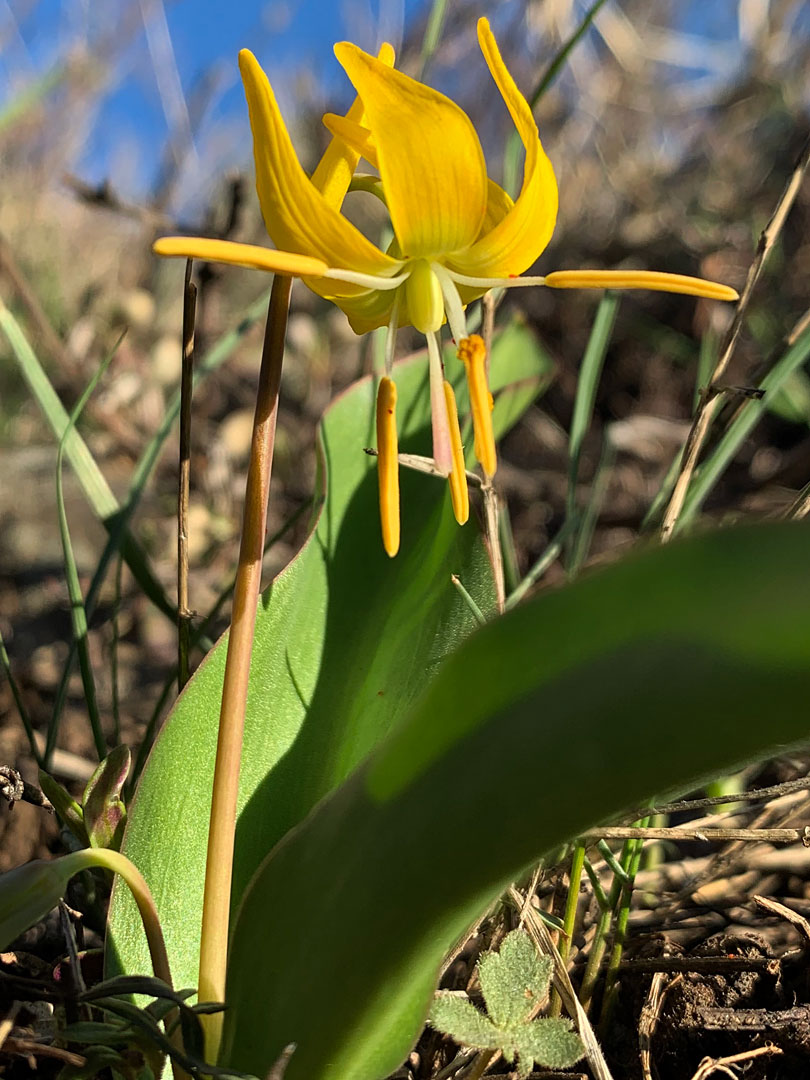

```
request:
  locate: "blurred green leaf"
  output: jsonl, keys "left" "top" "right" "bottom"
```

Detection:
{"left": 107, "top": 321, "right": 551, "bottom": 1005}
{"left": 221, "top": 522, "right": 810, "bottom": 1080}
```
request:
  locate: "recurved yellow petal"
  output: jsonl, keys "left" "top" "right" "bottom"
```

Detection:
{"left": 334, "top": 42, "right": 488, "bottom": 259}
{"left": 444, "top": 381, "right": 469, "bottom": 525}
{"left": 448, "top": 18, "right": 557, "bottom": 280}
{"left": 545, "top": 269, "right": 739, "bottom": 302}
{"left": 238, "top": 49, "right": 397, "bottom": 289}
{"left": 311, "top": 42, "right": 393, "bottom": 208}
{"left": 153, "top": 236, "right": 328, "bottom": 277}
{"left": 376, "top": 376, "right": 400, "bottom": 557}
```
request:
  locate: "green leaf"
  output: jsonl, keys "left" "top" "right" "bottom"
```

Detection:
{"left": 516, "top": 1017, "right": 584, "bottom": 1071}
{"left": 107, "top": 322, "right": 551, "bottom": 1006}
{"left": 38, "top": 770, "right": 87, "bottom": 845}
{"left": 220, "top": 521, "right": 810, "bottom": 1080}
{"left": 478, "top": 930, "right": 552, "bottom": 1029}
{"left": 0, "top": 859, "right": 77, "bottom": 949}
{"left": 428, "top": 994, "right": 500, "bottom": 1048}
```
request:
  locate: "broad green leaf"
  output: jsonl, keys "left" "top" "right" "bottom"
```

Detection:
{"left": 107, "top": 322, "right": 551, "bottom": 1004}
{"left": 220, "top": 522, "right": 810, "bottom": 1080}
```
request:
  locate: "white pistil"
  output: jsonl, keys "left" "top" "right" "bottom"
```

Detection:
{"left": 430, "top": 262, "right": 467, "bottom": 344}
{"left": 427, "top": 331, "right": 453, "bottom": 477}
{"left": 321, "top": 266, "right": 408, "bottom": 290}
{"left": 443, "top": 267, "right": 547, "bottom": 290}
{"left": 384, "top": 298, "right": 399, "bottom": 377}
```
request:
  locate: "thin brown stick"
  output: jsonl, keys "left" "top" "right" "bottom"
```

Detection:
{"left": 633, "top": 775, "right": 810, "bottom": 817}
{"left": 753, "top": 894, "right": 810, "bottom": 944}
{"left": 660, "top": 132, "right": 810, "bottom": 542}
{"left": 638, "top": 971, "right": 673, "bottom": 1080}
{"left": 688, "top": 1044, "right": 782, "bottom": 1080}
{"left": 581, "top": 825, "right": 807, "bottom": 844}
{"left": 177, "top": 260, "right": 196, "bottom": 691}
{"left": 197, "top": 275, "right": 292, "bottom": 1060}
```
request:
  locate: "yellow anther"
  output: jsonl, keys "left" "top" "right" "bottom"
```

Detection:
{"left": 443, "top": 381, "right": 469, "bottom": 525}
{"left": 457, "top": 334, "right": 496, "bottom": 478}
{"left": 404, "top": 259, "right": 445, "bottom": 334}
{"left": 544, "top": 269, "right": 739, "bottom": 302}
{"left": 376, "top": 377, "right": 400, "bottom": 557}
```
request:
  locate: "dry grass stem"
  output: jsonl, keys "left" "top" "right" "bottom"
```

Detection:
{"left": 753, "top": 894, "right": 810, "bottom": 944}
{"left": 634, "top": 777, "right": 810, "bottom": 817}
{"left": 638, "top": 971, "right": 675, "bottom": 1080}
{"left": 660, "top": 132, "right": 810, "bottom": 542}
{"left": 688, "top": 1044, "right": 783, "bottom": 1080}
{"left": 510, "top": 886, "right": 615, "bottom": 1080}
{"left": 582, "top": 825, "right": 808, "bottom": 844}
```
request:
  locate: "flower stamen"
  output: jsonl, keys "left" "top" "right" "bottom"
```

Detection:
{"left": 458, "top": 334, "right": 496, "bottom": 478}
{"left": 427, "top": 332, "right": 454, "bottom": 476}
{"left": 443, "top": 380, "right": 469, "bottom": 525}
{"left": 376, "top": 376, "right": 400, "bottom": 557}
{"left": 545, "top": 269, "right": 739, "bottom": 302}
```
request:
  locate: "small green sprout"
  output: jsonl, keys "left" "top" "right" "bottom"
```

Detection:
{"left": 429, "top": 929, "right": 584, "bottom": 1079}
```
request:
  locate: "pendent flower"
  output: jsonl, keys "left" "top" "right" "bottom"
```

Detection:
{"left": 154, "top": 17, "right": 738, "bottom": 558}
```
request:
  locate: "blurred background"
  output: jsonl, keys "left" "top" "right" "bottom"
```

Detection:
{"left": 1, "top": 0, "right": 810, "bottom": 865}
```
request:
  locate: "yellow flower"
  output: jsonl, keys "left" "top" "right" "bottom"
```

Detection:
{"left": 154, "top": 17, "right": 737, "bottom": 558}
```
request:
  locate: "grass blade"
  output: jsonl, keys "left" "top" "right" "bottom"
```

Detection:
{"left": 53, "top": 349, "right": 120, "bottom": 761}
{"left": 566, "top": 293, "right": 619, "bottom": 569}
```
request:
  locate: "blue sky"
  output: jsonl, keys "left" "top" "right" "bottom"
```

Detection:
{"left": 2, "top": 1, "right": 808, "bottom": 210}
{"left": 1, "top": 0, "right": 428, "bottom": 201}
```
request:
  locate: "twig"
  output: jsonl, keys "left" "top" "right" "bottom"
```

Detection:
{"left": 1, "top": 1038, "right": 85, "bottom": 1067}
{"left": 363, "top": 447, "right": 482, "bottom": 485}
{"left": 581, "top": 825, "right": 808, "bottom": 844}
{"left": 0, "top": 767, "right": 53, "bottom": 812}
{"left": 660, "top": 131, "right": 810, "bottom": 541}
{"left": 753, "top": 894, "right": 810, "bottom": 944}
{"left": 638, "top": 971, "right": 676, "bottom": 1080}
{"left": 688, "top": 1045, "right": 783, "bottom": 1080}
{"left": 177, "top": 260, "right": 196, "bottom": 691}
{"left": 633, "top": 775, "right": 810, "bottom": 817}
{"left": 782, "top": 476, "right": 810, "bottom": 521}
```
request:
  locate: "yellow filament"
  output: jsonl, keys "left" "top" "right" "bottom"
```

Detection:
{"left": 443, "top": 381, "right": 469, "bottom": 525}
{"left": 457, "top": 334, "right": 496, "bottom": 477}
{"left": 376, "top": 377, "right": 400, "bottom": 557}
{"left": 544, "top": 269, "right": 739, "bottom": 302}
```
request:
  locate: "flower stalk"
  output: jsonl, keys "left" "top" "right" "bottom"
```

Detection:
{"left": 197, "top": 274, "right": 292, "bottom": 1061}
